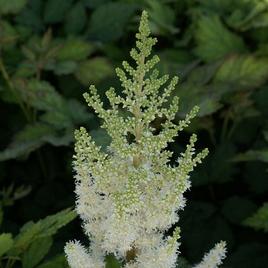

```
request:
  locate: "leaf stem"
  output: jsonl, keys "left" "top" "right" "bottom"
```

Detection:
{"left": 220, "top": 111, "right": 230, "bottom": 142}
{"left": 0, "top": 59, "right": 31, "bottom": 121}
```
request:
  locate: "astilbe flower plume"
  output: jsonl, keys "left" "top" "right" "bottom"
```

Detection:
{"left": 65, "top": 11, "right": 226, "bottom": 268}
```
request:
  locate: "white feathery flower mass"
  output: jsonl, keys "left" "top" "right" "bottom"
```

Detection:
{"left": 193, "top": 241, "right": 227, "bottom": 268}
{"left": 65, "top": 10, "right": 226, "bottom": 268}
{"left": 64, "top": 241, "right": 104, "bottom": 268}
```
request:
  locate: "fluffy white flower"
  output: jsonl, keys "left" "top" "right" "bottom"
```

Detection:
{"left": 122, "top": 229, "right": 180, "bottom": 268}
{"left": 193, "top": 241, "right": 227, "bottom": 268}
{"left": 64, "top": 241, "right": 104, "bottom": 268}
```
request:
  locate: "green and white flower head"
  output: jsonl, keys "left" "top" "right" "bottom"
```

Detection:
{"left": 65, "top": 10, "right": 226, "bottom": 268}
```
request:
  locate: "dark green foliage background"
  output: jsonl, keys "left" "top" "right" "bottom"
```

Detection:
{"left": 1, "top": 0, "right": 268, "bottom": 267}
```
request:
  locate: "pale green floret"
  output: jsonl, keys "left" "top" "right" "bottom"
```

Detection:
{"left": 65, "top": 10, "right": 226, "bottom": 268}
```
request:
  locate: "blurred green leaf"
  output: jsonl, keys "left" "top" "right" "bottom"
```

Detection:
{"left": 194, "top": 15, "right": 246, "bottom": 62}
{"left": 226, "top": 243, "right": 268, "bottom": 267}
{"left": 87, "top": 2, "right": 137, "bottom": 42}
{"left": 214, "top": 55, "right": 268, "bottom": 90}
{"left": 65, "top": 99, "right": 91, "bottom": 125}
{"left": 13, "top": 77, "right": 90, "bottom": 134}
{"left": 82, "top": 0, "right": 109, "bottom": 8}
{"left": 15, "top": 79, "right": 61, "bottom": 111}
{"left": 146, "top": 0, "right": 178, "bottom": 35}
{"left": 171, "top": 62, "right": 229, "bottom": 117}
{"left": 64, "top": 2, "right": 87, "bottom": 34}
{"left": 159, "top": 49, "right": 194, "bottom": 65}
{"left": 196, "top": 0, "right": 233, "bottom": 14}
{"left": 0, "top": 142, "right": 43, "bottom": 162}
{"left": 0, "top": 0, "right": 27, "bottom": 14}
{"left": 243, "top": 12, "right": 268, "bottom": 30}
{"left": 0, "top": 124, "right": 54, "bottom": 161}
{"left": 14, "top": 123, "right": 55, "bottom": 142}
{"left": 15, "top": 79, "right": 89, "bottom": 128}
{"left": 3, "top": 184, "right": 31, "bottom": 204}
{"left": 0, "top": 233, "right": 14, "bottom": 257}
{"left": 172, "top": 83, "right": 224, "bottom": 117}
{"left": 15, "top": 0, "right": 44, "bottom": 32}
{"left": 0, "top": 20, "right": 18, "bottom": 49}
{"left": 11, "top": 208, "right": 76, "bottom": 255}
{"left": 244, "top": 203, "right": 268, "bottom": 232}
{"left": 227, "top": 1, "right": 268, "bottom": 31}
{"left": 243, "top": 162, "right": 268, "bottom": 194}
{"left": 22, "top": 236, "right": 53, "bottom": 268}
{"left": 187, "top": 61, "right": 222, "bottom": 85}
{"left": 51, "top": 61, "right": 78, "bottom": 75}
{"left": 0, "top": 90, "right": 88, "bottom": 160}
{"left": 14, "top": 32, "right": 62, "bottom": 76}
{"left": 233, "top": 150, "right": 268, "bottom": 163}
{"left": 90, "top": 129, "right": 111, "bottom": 151}
{"left": 181, "top": 201, "right": 234, "bottom": 261}
{"left": 56, "top": 38, "right": 94, "bottom": 62}
{"left": 40, "top": 99, "right": 90, "bottom": 129}
{"left": 192, "top": 143, "right": 237, "bottom": 186}
{"left": 250, "top": 27, "right": 268, "bottom": 45}
{"left": 157, "top": 49, "right": 195, "bottom": 77}
{"left": 0, "top": 209, "right": 3, "bottom": 226}
{"left": 254, "top": 86, "right": 268, "bottom": 116}
{"left": 222, "top": 196, "right": 257, "bottom": 224}
{"left": 0, "top": 123, "right": 72, "bottom": 161}
{"left": 75, "top": 57, "right": 113, "bottom": 85}
{"left": 44, "top": 0, "right": 73, "bottom": 24}
{"left": 105, "top": 254, "right": 121, "bottom": 268}
{"left": 37, "top": 255, "right": 68, "bottom": 268}
{"left": 264, "top": 131, "right": 268, "bottom": 142}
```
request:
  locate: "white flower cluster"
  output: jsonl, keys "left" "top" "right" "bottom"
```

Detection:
{"left": 65, "top": 11, "right": 226, "bottom": 268}
{"left": 193, "top": 241, "right": 227, "bottom": 268}
{"left": 65, "top": 240, "right": 104, "bottom": 268}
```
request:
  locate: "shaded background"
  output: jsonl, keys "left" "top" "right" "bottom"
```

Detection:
{"left": 1, "top": 0, "right": 268, "bottom": 267}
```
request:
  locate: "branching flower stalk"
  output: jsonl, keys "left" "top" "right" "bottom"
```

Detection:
{"left": 65, "top": 11, "right": 226, "bottom": 268}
